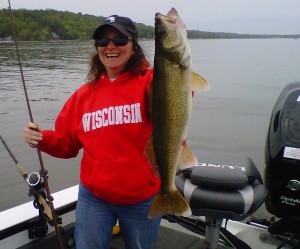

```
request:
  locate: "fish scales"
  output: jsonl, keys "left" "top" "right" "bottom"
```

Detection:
{"left": 153, "top": 64, "right": 191, "bottom": 189}
{"left": 148, "top": 8, "right": 193, "bottom": 218}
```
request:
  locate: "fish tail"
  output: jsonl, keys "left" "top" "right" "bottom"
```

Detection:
{"left": 148, "top": 190, "right": 192, "bottom": 218}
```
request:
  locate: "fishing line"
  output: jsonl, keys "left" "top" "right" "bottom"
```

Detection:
{"left": 7, "top": 1, "right": 64, "bottom": 248}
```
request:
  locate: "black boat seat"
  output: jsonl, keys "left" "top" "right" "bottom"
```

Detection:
{"left": 175, "top": 150, "right": 268, "bottom": 249}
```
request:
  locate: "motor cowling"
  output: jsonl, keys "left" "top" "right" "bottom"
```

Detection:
{"left": 265, "top": 81, "right": 300, "bottom": 220}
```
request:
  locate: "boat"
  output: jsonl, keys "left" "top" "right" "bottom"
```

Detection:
{"left": 1, "top": 82, "right": 300, "bottom": 249}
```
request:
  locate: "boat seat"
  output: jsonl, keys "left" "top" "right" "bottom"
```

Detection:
{"left": 175, "top": 150, "right": 268, "bottom": 249}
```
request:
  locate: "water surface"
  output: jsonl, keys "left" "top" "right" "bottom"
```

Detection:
{"left": 1, "top": 39, "right": 300, "bottom": 219}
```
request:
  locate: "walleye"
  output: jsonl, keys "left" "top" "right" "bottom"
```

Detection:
{"left": 147, "top": 8, "right": 208, "bottom": 218}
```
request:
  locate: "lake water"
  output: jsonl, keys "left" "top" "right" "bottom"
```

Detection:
{"left": 0, "top": 39, "right": 300, "bottom": 219}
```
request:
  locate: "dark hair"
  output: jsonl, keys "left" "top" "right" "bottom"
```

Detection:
{"left": 86, "top": 37, "right": 149, "bottom": 84}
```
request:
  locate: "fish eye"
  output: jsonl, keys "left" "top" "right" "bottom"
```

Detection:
{"left": 158, "top": 29, "right": 167, "bottom": 37}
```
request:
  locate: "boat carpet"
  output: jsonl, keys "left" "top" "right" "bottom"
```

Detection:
{"left": 17, "top": 222, "right": 231, "bottom": 249}
{"left": 111, "top": 226, "right": 231, "bottom": 249}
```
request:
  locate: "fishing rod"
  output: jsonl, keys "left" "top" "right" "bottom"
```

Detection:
{"left": 7, "top": 1, "right": 64, "bottom": 248}
{"left": 0, "top": 135, "right": 53, "bottom": 221}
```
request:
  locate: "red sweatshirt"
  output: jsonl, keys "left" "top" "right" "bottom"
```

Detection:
{"left": 39, "top": 69, "right": 161, "bottom": 204}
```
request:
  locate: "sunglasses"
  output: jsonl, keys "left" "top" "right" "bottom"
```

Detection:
{"left": 95, "top": 37, "right": 132, "bottom": 47}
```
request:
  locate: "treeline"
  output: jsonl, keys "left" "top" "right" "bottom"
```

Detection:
{"left": 187, "top": 30, "right": 300, "bottom": 39}
{"left": 1, "top": 9, "right": 300, "bottom": 41}
{"left": 0, "top": 8, "right": 155, "bottom": 41}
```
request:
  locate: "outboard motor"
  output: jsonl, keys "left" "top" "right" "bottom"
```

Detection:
{"left": 265, "top": 82, "right": 300, "bottom": 241}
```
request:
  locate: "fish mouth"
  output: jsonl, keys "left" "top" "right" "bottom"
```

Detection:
{"left": 155, "top": 7, "right": 183, "bottom": 31}
{"left": 155, "top": 8, "right": 178, "bottom": 24}
{"left": 166, "top": 7, "right": 179, "bottom": 17}
{"left": 155, "top": 7, "right": 178, "bottom": 19}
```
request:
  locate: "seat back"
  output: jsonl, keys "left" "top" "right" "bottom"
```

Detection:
{"left": 176, "top": 150, "right": 267, "bottom": 221}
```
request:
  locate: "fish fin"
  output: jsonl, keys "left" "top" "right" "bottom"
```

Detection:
{"left": 191, "top": 71, "right": 209, "bottom": 91}
{"left": 148, "top": 190, "right": 192, "bottom": 218}
{"left": 144, "top": 137, "right": 160, "bottom": 177}
{"left": 179, "top": 142, "right": 198, "bottom": 169}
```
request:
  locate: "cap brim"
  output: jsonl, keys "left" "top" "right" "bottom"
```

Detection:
{"left": 93, "top": 24, "right": 131, "bottom": 39}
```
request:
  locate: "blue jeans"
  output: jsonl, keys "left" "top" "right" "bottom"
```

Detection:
{"left": 74, "top": 183, "right": 161, "bottom": 249}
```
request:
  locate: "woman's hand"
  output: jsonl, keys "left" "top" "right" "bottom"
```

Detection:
{"left": 23, "top": 122, "right": 43, "bottom": 147}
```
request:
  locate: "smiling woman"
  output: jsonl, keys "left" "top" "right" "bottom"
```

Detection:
{"left": 91, "top": 15, "right": 137, "bottom": 78}
{"left": 86, "top": 15, "right": 149, "bottom": 84}
{"left": 22, "top": 14, "right": 161, "bottom": 249}
{"left": 95, "top": 29, "right": 135, "bottom": 79}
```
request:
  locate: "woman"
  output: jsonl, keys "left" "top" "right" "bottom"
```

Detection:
{"left": 23, "top": 15, "right": 161, "bottom": 249}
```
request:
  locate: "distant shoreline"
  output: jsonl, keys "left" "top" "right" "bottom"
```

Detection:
{"left": 0, "top": 37, "right": 299, "bottom": 43}
{"left": 1, "top": 9, "right": 300, "bottom": 41}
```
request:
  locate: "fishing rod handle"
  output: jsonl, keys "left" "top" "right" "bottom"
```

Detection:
{"left": 16, "top": 162, "right": 28, "bottom": 179}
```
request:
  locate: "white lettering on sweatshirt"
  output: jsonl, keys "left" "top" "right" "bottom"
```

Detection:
{"left": 82, "top": 103, "right": 143, "bottom": 132}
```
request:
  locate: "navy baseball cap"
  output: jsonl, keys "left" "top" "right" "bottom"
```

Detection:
{"left": 93, "top": 15, "right": 138, "bottom": 40}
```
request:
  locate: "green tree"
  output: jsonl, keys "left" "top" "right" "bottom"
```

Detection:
{"left": 1, "top": 9, "right": 299, "bottom": 41}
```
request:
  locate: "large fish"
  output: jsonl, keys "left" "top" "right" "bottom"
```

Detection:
{"left": 147, "top": 8, "right": 208, "bottom": 218}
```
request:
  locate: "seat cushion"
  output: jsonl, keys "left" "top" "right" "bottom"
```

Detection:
{"left": 175, "top": 150, "right": 268, "bottom": 220}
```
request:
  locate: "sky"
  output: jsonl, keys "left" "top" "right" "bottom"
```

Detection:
{"left": 2, "top": 0, "right": 300, "bottom": 35}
